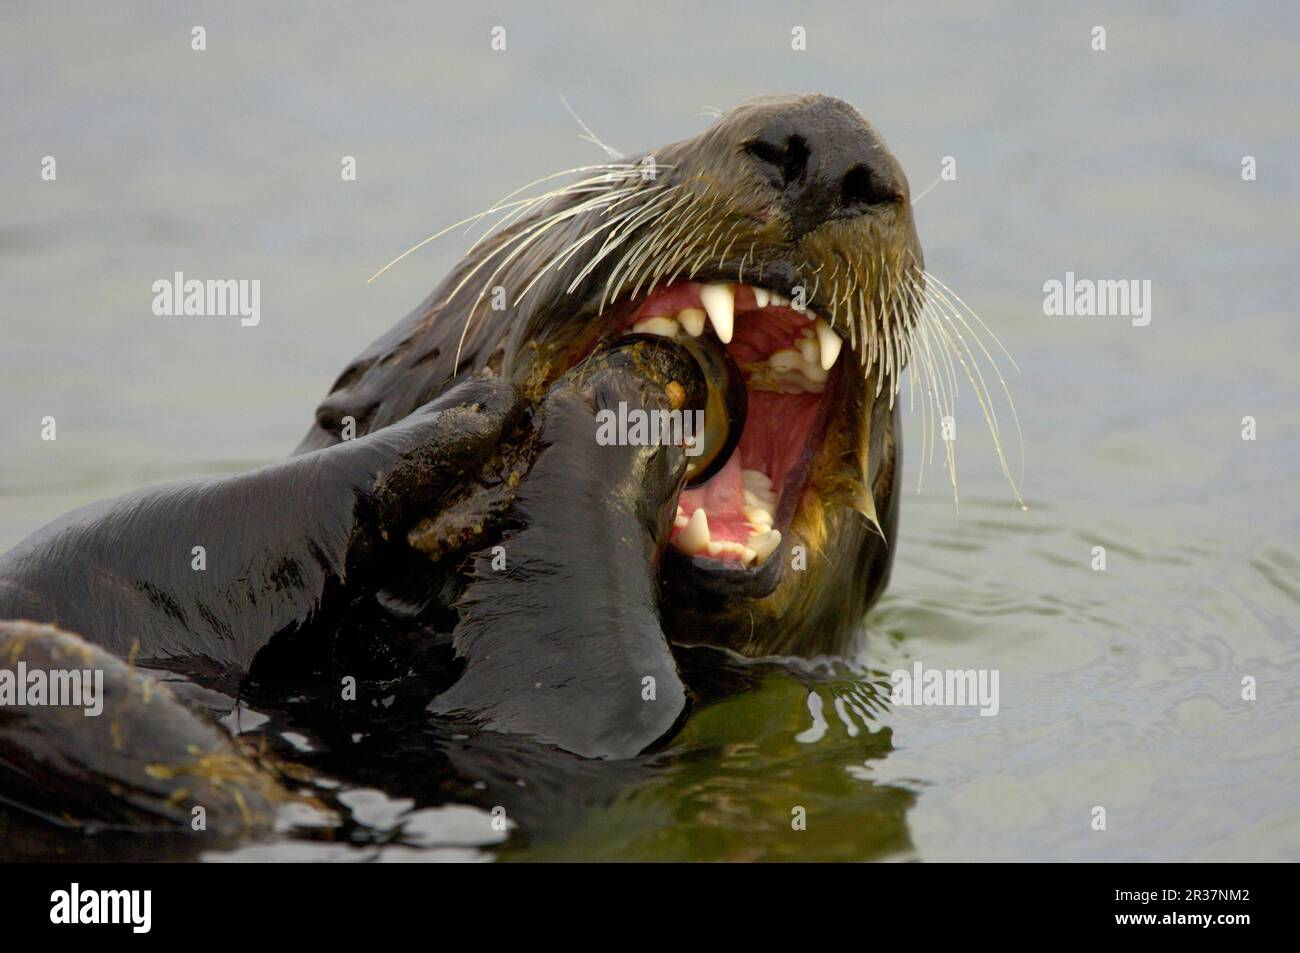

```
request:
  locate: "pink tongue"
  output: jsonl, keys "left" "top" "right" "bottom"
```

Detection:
{"left": 675, "top": 454, "right": 751, "bottom": 544}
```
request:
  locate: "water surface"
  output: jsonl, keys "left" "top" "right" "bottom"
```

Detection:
{"left": 2, "top": 1, "right": 1297, "bottom": 861}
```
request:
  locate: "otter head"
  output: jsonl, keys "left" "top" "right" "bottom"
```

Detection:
{"left": 310, "top": 94, "right": 932, "bottom": 658}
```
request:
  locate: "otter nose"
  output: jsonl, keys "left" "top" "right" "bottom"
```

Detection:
{"left": 744, "top": 98, "right": 903, "bottom": 241}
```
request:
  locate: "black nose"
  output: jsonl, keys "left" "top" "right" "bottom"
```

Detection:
{"left": 744, "top": 97, "right": 903, "bottom": 241}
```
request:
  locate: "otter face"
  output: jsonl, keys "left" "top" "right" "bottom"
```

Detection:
{"left": 517, "top": 96, "right": 923, "bottom": 655}
{"left": 321, "top": 94, "right": 930, "bottom": 658}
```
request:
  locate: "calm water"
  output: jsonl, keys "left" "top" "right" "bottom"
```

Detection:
{"left": 2, "top": 2, "right": 1298, "bottom": 861}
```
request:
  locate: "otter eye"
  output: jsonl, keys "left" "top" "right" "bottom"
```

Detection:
{"left": 840, "top": 164, "right": 901, "bottom": 210}
{"left": 315, "top": 407, "right": 341, "bottom": 434}
{"left": 744, "top": 134, "right": 810, "bottom": 190}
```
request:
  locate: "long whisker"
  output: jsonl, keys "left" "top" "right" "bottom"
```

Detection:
{"left": 449, "top": 186, "right": 648, "bottom": 367}
{"left": 365, "top": 163, "right": 653, "bottom": 283}
{"left": 922, "top": 269, "right": 1026, "bottom": 481}
{"left": 515, "top": 185, "right": 677, "bottom": 306}
{"left": 910, "top": 282, "right": 1026, "bottom": 510}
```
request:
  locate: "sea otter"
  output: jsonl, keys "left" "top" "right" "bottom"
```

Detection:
{"left": 301, "top": 92, "right": 922, "bottom": 653}
{"left": 0, "top": 94, "right": 933, "bottom": 837}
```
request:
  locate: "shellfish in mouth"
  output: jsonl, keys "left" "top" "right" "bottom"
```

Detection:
{"left": 617, "top": 280, "right": 844, "bottom": 572}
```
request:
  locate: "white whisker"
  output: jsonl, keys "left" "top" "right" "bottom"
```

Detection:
{"left": 366, "top": 163, "right": 646, "bottom": 283}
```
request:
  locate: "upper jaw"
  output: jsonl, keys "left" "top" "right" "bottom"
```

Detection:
{"left": 622, "top": 280, "right": 844, "bottom": 371}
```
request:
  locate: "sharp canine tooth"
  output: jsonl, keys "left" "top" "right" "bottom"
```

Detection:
{"left": 699, "top": 284, "right": 734, "bottom": 344}
{"left": 752, "top": 287, "right": 771, "bottom": 308}
{"left": 677, "top": 507, "right": 710, "bottom": 554}
{"left": 748, "top": 529, "right": 782, "bottom": 563}
{"left": 633, "top": 316, "right": 679, "bottom": 338}
{"left": 815, "top": 318, "right": 842, "bottom": 370}
{"left": 677, "top": 307, "right": 706, "bottom": 337}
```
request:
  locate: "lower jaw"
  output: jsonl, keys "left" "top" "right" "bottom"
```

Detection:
{"left": 671, "top": 389, "right": 823, "bottom": 563}
{"left": 663, "top": 362, "right": 853, "bottom": 605}
{"left": 657, "top": 333, "right": 847, "bottom": 575}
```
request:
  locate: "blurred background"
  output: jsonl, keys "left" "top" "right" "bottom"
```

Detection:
{"left": 2, "top": 0, "right": 1298, "bottom": 860}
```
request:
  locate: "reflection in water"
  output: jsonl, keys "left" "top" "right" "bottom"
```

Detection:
{"left": 2, "top": 490, "right": 1296, "bottom": 862}
{"left": 251, "top": 646, "right": 916, "bottom": 862}
{"left": 0, "top": 646, "right": 917, "bottom": 862}
{"left": 498, "top": 650, "right": 913, "bottom": 862}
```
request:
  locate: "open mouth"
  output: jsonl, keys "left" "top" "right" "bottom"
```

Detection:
{"left": 605, "top": 281, "right": 846, "bottom": 573}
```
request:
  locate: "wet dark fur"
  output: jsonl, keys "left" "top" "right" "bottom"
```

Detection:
{"left": 0, "top": 95, "right": 922, "bottom": 835}
{"left": 0, "top": 340, "right": 708, "bottom": 831}
{"left": 298, "top": 94, "right": 920, "bottom": 657}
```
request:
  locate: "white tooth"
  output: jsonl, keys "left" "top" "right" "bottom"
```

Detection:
{"left": 769, "top": 348, "right": 801, "bottom": 373}
{"left": 815, "top": 318, "right": 842, "bottom": 370}
{"left": 706, "top": 540, "right": 757, "bottom": 565}
{"left": 752, "top": 287, "right": 771, "bottom": 308}
{"left": 743, "top": 490, "right": 774, "bottom": 511}
{"left": 677, "top": 307, "right": 706, "bottom": 337}
{"left": 633, "top": 316, "right": 679, "bottom": 338}
{"left": 742, "top": 469, "right": 772, "bottom": 491}
{"left": 770, "top": 292, "right": 789, "bottom": 307}
{"left": 748, "top": 529, "right": 782, "bottom": 563}
{"left": 743, "top": 506, "right": 773, "bottom": 528}
{"left": 698, "top": 283, "right": 734, "bottom": 344}
{"left": 765, "top": 342, "right": 835, "bottom": 392}
{"left": 677, "top": 507, "right": 710, "bottom": 554}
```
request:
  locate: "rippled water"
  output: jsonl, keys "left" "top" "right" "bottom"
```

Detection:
{"left": 2, "top": 2, "right": 1298, "bottom": 860}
